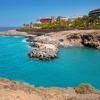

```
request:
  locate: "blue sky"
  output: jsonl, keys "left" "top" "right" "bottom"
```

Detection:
{"left": 0, "top": 0, "right": 100, "bottom": 27}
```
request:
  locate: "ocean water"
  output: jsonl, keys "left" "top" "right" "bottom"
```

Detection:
{"left": 0, "top": 36, "right": 100, "bottom": 89}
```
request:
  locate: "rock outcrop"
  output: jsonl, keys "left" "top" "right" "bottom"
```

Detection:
{"left": 81, "top": 32, "right": 100, "bottom": 49}
{"left": 29, "top": 43, "right": 58, "bottom": 60}
{"left": 28, "top": 36, "right": 58, "bottom": 60}
{"left": 64, "top": 32, "right": 100, "bottom": 49}
{"left": 28, "top": 30, "right": 100, "bottom": 60}
{"left": 0, "top": 29, "right": 100, "bottom": 60}
{"left": 32, "top": 35, "right": 60, "bottom": 47}
{"left": 64, "top": 33, "right": 83, "bottom": 47}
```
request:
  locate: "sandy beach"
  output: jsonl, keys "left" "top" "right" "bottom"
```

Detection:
{"left": 0, "top": 30, "right": 35, "bottom": 37}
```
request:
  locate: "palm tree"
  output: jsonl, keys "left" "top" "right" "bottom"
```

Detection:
{"left": 30, "top": 22, "right": 33, "bottom": 28}
{"left": 23, "top": 24, "right": 26, "bottom": 27}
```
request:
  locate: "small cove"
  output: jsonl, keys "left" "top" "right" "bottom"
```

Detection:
{"left": 0, "top": 36, "right": 100, "bottom": 89}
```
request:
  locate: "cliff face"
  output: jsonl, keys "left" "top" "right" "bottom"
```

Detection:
{"left": 0, "top": 78, "right": 100, "bottom": 100}
{"left": 62, "top": 32, "right": 100, "bottom": 49}
{"left": 81, "top": 33, "right": 100, "bottom": 49}
{"left": 28, "top": 30, "right": 100, "bottom": 60}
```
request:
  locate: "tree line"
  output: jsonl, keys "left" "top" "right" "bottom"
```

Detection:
{"left": 21, "top": 15, "right": 100, "bottom": 33}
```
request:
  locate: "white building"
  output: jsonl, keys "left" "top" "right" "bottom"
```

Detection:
{"left": 57, "top": 16, "right": 68, "bottom": 21}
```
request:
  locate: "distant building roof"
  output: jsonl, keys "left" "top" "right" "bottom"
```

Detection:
{"left": 57, "top": 16, "right": 68, "bottom": 21}
{"left": 89, "top": 8, "right": 100, "bottom": 19}
{"left": 89, "top": 8, "right": 100, "bottom": 15}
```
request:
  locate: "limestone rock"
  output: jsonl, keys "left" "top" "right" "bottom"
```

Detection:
{"left": 81, "top": 32, "right": 100, "bottom": 49}
{"left": 33, "top": 35, "right": 59, "bottom": 47}
{"left": 27, "top": 30, "right": 100, "bottom": 60}
{"left": 29, "top": 43, "right": 58, "bottom": 60}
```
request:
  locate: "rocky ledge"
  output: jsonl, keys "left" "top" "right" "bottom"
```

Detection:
{"left": 28, "top": 42, "right": 58, "bottom": 60}
{"left": 28, "top": 36, "right": 59, "bottom": 60}
{"left": 0, "top": 29, "right": 100, "bottom": 60}
{"left": 28, "top": 30, "right": 100, "bottom": 60}
{"left": 0, "top": 78, "right": 100, "bottom": 100}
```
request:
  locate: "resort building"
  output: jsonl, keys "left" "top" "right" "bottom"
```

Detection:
{"left": 38, "top": 16, "right": 56, "bottom": 24}
{"left": 38, "top": 16, "right": 69, "bottom": 24}
{"left": 89, "top": 8, "right": 100, "bottom": 19}
{"left": 40, "top": 17, "right": 52, "bottom": 23}
{"left": 57, "top": 16, "right": 68, "bottom": 21}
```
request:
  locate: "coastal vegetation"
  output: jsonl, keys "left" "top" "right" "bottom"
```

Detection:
{"left": 36, "top": 15, "right": 100, "bottom": 30}
{"left": 18, "top": 8, "right": 100, "bottom": 33}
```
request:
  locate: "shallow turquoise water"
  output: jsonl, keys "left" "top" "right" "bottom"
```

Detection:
{"left": 0, "top": 36, "right": 100, "bottom": 89}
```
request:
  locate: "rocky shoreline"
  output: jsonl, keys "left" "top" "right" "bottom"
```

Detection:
{"left": 0, "top": 29, "right": 100, "bottom": 60}
{"left": 27, "top": 29, "right": 100, "bottom": 60}
{"left": 27, "top": 35, "right": 59, "bottom": 60}
{"left": 0, "top": 30, "right": 100, "bottom": 99}
{"left": 0, "top": 78, "right": 100, "bottom": 100}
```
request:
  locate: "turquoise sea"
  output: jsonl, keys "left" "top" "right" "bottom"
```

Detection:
{"left": 0, "top": 28, "right": 100, "bottom": 89}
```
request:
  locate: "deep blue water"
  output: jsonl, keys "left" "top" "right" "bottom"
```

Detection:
{"left": 0, "top": 36, "right": 100, "bottom": 89}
